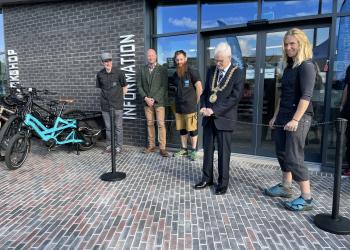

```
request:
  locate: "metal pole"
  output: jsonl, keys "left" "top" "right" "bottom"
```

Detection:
{"left": 314, "top": 118, "right": 350, "bottom": 235}
{"left": 100, "top": 107, "right": 126, "bottom": 182}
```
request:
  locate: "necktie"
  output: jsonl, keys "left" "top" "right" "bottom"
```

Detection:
{"left": 218, "top": 70, "right": 224, "bottom": 85}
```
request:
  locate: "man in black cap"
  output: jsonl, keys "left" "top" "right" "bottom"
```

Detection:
{"left": 96, "top": 52, "right": 128, "bottom": 153}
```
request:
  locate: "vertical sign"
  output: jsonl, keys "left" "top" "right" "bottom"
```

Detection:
{"left": 120, "top": 35, "right": 137, "bottom": 120}
{"left": 7, "top": 50, "right": 19, "bottom": 87}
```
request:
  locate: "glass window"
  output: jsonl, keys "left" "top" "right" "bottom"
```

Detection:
{"left": 156, "top": 4, "right": 197, "bottom": 34}
{"left": 327, "top": 16, "right": 350, "bottom": 165}
{"left": 201, "top": 1, "right": 258, "bottom": 29}
{"left": 262, "top": 0, "right": 332, "bottom": 20}
{"left": 156, "top": 34, "right": 197, "bottom": 148}
{"left": 338, "top": 0, "right": 350, "bottom": 12}
{"left": 0, "top": 10, "right": 6, "bottom": 95}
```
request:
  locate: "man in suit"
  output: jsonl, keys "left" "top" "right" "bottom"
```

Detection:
{"left": 194, "top": 42, "right": 245, "bottom": 195}
{"left": 137, "top": 49, "right": 169, "bottom": 157}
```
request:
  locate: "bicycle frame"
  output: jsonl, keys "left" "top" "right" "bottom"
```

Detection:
{"left": 24, "top": 114, "right": 83, "bottom": 145}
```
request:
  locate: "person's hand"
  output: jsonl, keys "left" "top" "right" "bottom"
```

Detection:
{"left": 144, "top": 97, "right": 154, "bottom": 107}
{"left": 200, "top": 108, "right": 207, "bottom": 115}
{"left": 206, "top": 108, "right": 214, "bottom": 117}
{"left": 284, "top": 119, "right": 299, "bottom": 132}
{"left": 269, "top": 117, "right": 276, "bottom": 129}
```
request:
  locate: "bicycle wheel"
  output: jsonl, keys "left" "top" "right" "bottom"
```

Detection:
{"left": 5, "top": 133, "right": 30, "bottom": 170}
{"left": 76, "top": 130, "right": 95, "bottom": 151}
{"left": 0, "top": 115, "right": 22, "bottom": 150}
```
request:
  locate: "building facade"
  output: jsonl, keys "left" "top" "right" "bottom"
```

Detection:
{"left": 0, "top": 0, "right": 350, "bottom": 169}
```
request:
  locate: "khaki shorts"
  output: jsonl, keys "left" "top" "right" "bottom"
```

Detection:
{"left": 175, "top": 112, "right": 198, "bottom": 131}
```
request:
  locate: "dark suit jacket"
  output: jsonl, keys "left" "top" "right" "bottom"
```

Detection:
{"left": 200, "top": 65, "right": 245, "bottom": 131}
{"left": 137, "top": 64, "right": 168, "bottom": 107}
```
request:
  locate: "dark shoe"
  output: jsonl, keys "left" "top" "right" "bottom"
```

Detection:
{"left": 160, "top": 149, "right": 169, "bottom": 157}
{"left": 215, "top": 186, "right": 227, "bottom": 195}
{"left": 143, "top": 146, "right": 156, "bottom": 154}
{"left": 194, "top": 181, "right": 213, "bottom": 189}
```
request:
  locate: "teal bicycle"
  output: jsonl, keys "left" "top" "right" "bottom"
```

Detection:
{"left": 4, "top": 88, "right": 100, "bottom": 170}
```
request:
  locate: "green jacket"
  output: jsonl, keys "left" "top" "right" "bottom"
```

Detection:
{"left": 137, "top": 64, "right": 168, "bottom": 107}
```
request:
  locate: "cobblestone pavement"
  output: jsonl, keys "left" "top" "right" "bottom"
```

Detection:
{"left": 0, "top": 142, "right": 349, "bottom": 250}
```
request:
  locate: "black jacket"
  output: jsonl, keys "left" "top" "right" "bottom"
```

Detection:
{"left": 200, "top": 65, "right": 245, "bottom": 131}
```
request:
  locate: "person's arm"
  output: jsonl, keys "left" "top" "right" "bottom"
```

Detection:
{"left": 119, "top": 71, "right": 128, "bottom": 96}
{"left": 136, "top": 67, "right": 147, "bottom": 100}
{"left": 96, "top": 74, "right": 101, "bottom": 88}
{"left": 195, "top": 81, "right": 203, "bottom": 103}
{"left": 340, "top": 84, "right": 348, "bottom": 112}
{"left": 269, "top": 97, "right": 280, "bottom": 129}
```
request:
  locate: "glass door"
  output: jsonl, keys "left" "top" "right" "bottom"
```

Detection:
{"left": 258, "top": 27, "right": 330, "bottom": 162}
{"left": 205, "top": 33, "right": 260, "bottom": 154}
{"left": 205, "top": 26, "right": 330, "bottom": 162}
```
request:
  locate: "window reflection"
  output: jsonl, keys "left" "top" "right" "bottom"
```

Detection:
{"left": 327, "top": 16, "right": 350, "bottom": 164}
{"left": 262, "top": 0, "right": 331, "bottom": 20}
{"left": 338, "top": 0, "right": 350, "bottom": 12}
{"left": 156, "top": 34, "right": 197, "bottom": 147}
{"left": 156, "top": 4, "right": 197, "bottom": 34}
{"left": 0, "top": 11, "right": 6, "bottom": 95}
{"left": 201, "top": 1, "right": 257, "bottom": 29}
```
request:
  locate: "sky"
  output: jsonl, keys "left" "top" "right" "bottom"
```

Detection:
{"left": 0, "top": 14, "right": 4, "bottom": 52}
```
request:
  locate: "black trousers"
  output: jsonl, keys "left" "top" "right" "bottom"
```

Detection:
{"left": 202, "top": 119, "right": 233, "bottom": 188}
{"left": 345, "top": 117, "right": 350, "bottom": 167}
{"left": 274, "top": 114, "right": 312, "bottom": 182}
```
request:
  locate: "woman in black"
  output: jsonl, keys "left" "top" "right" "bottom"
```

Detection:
{"left": 264, "top": 28, "right": 316, "bottom": 211}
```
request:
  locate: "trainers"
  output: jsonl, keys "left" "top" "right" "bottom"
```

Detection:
{"left": 264, "top": 183, "right": 293, "bottom": 198}
{"left": 189, "top": 150, "right": 198, "bottom": 161}
{"left": 116, "top": 147, "right": 122, "bottom": 154}
{"left": 173, "top": 148, "right": 188, "bottom": 157}
{"left": 342, "top": 169, "right": 350, "bottom": 177}
{"left": 283, "top": 196, "right": 313, "bottom": 211}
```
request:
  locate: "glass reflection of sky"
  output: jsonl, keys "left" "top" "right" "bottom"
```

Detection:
{"left": 262, "top": 0, "right": 332, "bottom": 20}
{"left": 0, "top": 14, "right": 4, "bottom": 52}
{"left": 338, "top": 0, "right": 350, "bottom": 12}
{"left": 201, "top": 2, "right": 257, "bottom": 29}
{"left": 208, "top": 35, "right": 256, "bottom": 58}
{"left": 156, "top": 5, "right": 197, "bottom": 34}
{"left": 266, "top": 28, "right": 329, "bottom": 57}
{"left": 156, "top": 34, "right": 197, "bottom": 66}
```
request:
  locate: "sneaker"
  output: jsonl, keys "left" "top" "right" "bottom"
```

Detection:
{"left": 102, "top": 145, "right": 111, "bottom": 153}
{"left": 189, "top": 150, "right": 198, "bottom": 161}
{"left": 264, "top": 183, "right": 293, "bottom": 198}
{"left": 283, "top": 196, "right": 313, "bottom": 211}
{"left": 342, "top": 169, "right": 350, "bottom": 177}
{"left": 116, "top": 147, "right": 122, "bottom": 154}
{"left": 173, "top": 148, "right": 188, "bottom": 157}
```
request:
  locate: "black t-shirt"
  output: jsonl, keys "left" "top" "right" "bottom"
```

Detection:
{"left": 171, "top": 67, "right": 201, "bottom": 114}
{"left": 96, "top": 67, "right": 127, "bottom": 111}
{"left": 277, "top": 60, "right": 316, "bottom": 124}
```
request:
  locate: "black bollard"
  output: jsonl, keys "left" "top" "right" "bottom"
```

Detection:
{"left": 100, "top": 107, "right": 126, "bottom": 182}
{"left": 314, "top": 118, "right": 350, "bottom": 234}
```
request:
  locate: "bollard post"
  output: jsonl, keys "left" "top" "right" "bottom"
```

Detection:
{"left": 314, "top": 118, "right": 350, "bottom": 234}
{"left": 100, "top": 107, "right": 126, "bottom": 182}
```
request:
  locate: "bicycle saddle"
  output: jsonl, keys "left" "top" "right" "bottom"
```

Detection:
{"left": 59, "top": 98, "right": 75, "bottom": 104}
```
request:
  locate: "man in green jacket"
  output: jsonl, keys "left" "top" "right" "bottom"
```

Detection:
{"left": 137, "top": 49, "right": 169, "bottom": 157}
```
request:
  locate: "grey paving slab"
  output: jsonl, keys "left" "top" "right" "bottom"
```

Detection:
{"left": 0, "top": 141, "right": 349, "bottom": 249}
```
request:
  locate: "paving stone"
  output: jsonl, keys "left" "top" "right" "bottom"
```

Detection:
{"left": 0, "top": 144, "right": 350, "bottom": 249}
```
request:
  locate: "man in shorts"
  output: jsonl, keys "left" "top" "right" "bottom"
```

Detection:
{"left": 171, "top": 50, "right": 202, "bottom": 161}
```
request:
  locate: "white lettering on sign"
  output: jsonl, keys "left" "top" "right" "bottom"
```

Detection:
{"left": 7, "top": 50, "right": 19, "bottom": 87}
{"left": 120, "top": 34, "right": 137, "bottom": 120}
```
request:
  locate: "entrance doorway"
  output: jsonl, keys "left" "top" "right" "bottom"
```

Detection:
{"left": 205, "top": 26, "right": 330, "bottom": 162}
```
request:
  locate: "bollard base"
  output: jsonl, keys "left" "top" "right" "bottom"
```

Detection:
{"left": 100, "top": 172, "right": 126, "bottom": 182}
{"left": 315, "top": 214, "right": 350, "bottom": 235}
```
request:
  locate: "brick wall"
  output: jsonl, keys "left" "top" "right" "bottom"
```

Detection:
{"left": 3, "top": 0, "right": 147, "bottom": 146}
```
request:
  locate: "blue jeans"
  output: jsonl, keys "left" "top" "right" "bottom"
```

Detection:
{"left": 102, "top": 110, "right": 123, "bottom": 148}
